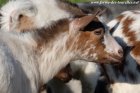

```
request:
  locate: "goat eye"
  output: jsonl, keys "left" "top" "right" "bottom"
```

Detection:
{"left": 94, "top": 29, "right": 103, "bottom": 35}
{"left": 94, "top": 30, "right": 102, "bottom": 35}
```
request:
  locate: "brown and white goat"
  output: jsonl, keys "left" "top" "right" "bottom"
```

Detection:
{"left": 94, "top": 10, "right": 140, "bottom": 93}
{"left": 0, "top": 1, "right": 123, "bottom": 93}
{"left": 108, "top": 10, "right": 140, "bottom": 65}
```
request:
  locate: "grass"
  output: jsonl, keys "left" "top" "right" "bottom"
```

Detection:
{"left": 0, "top": 0, "right": 7, "bottom": 7}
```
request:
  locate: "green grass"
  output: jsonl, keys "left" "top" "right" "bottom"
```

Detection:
{"left": 0, "top": 0, "right": 7, "bottom": 7}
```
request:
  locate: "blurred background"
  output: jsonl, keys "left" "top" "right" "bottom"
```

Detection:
{"left": 0, "top": 0, "right": 128, "bottom": 7}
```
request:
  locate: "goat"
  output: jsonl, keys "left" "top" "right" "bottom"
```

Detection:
{"left": 0, "top": 1, "right": 123, "bottom": 93}
{"left": 45, "top": 2, "right": 140, "bottom": 92}
{"left": 95, "top": 10, "right": 140, "bottom": 93}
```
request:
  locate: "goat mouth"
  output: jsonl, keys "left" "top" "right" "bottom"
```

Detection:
{"left": 107, "top": 55, "right": 123, "bottom": 64}
{"left": 94, "top": 55, "right": 122, "bottom": 64}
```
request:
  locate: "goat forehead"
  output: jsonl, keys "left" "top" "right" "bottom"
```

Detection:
{"left": 78, "top": 32, "right": 99, "bottom": 42}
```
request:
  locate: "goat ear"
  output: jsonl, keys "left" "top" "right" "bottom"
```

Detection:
{"left": 69, "top": 13, "right": 98, "bottom": 34}
{"left": 10, "top": 11, "right": 32, "bottom": 32}
{"left": 9, "top": 10, "right": 29, "bottom": 31}
{"left": 96, "top": 8, "right": 107, "bottom": 17}
{"left": 10, "top": 10, "right": 25, "bottom": 23}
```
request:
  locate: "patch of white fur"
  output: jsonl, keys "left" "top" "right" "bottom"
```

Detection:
{"left": 111, "top": 83, "right": 140, "bottom": 93}
{"left": 39, "top": 33, "right": 75, "bottom": 83}
{"left": 29, "top": 0, "right": 71, "bottom": 28}
{"left": 107, "top": 19, "right": 118, "bottom": 29}
{"left": 66, "top": 79, "right": 82, "bottom": 93}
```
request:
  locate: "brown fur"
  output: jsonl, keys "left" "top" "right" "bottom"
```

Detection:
{"left": 18, "top": 15, "right": 35, "bottom": 32}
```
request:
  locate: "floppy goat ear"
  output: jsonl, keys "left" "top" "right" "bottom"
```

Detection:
{"left": 9, "top": 9, "right": 34, "bottom": 32}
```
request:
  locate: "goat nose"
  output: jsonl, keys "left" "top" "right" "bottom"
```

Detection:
{"left": 117, "top": 49, "right": 123, "bottom": 57}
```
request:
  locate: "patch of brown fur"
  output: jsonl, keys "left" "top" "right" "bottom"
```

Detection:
{"left": 18, "top": 15, "right": 35, "bottom": 32}
{"left": 66, "top": 28, "right": 112, "bottom": 63}
{"left": 34, "top": 19, "right": 69, "bottom": 49}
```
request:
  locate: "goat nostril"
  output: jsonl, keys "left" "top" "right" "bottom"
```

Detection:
{"left": 118, "top": 49, "right": 123, "bottom": 57}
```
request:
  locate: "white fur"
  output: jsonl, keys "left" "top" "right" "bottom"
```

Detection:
{"left": 111, "top": 83, "right": 140, "bottom": 93}
{"left": 16, "top": 0, "right": 71, "bottom": 28}
{"left": 32, "top": 0, "right": 71, "bottom": 28}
